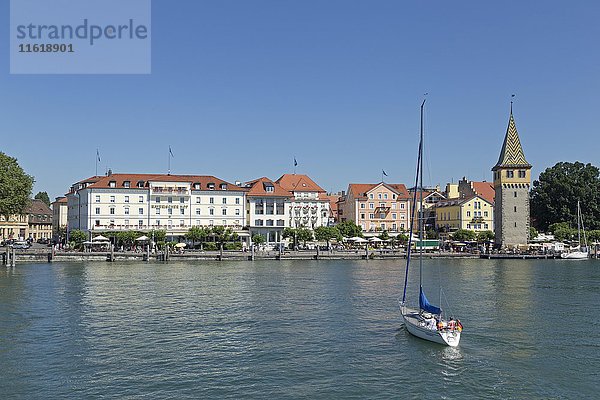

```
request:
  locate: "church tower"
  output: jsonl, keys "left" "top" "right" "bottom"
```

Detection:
{"left": 492, "top": 105, "right": 532, "bottom": 248}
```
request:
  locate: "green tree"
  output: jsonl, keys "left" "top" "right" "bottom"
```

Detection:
{"left": 296, "top": 227, "right": 313, "bottom": 246}
{"left": 335, "top": 220, "right": 363, "bottom": 238}
{"left": 211, "top": 226, "right": 237, "bottom": 257}
{"left": 69, "top": 229, "right": 87, "bottom": 249}
{"left": 451, "top": 229, "right": 477, "bottom": 242}
{"left": 587, "top": 230, "right": 600, "bottom": 243}
{"left": 530, "top": 162, "right": 600, "bottom": 231}
{"left": 34, "top": 191, "right": 51, "bottom": 206}
{"left": 425, "top": 228, "right": 438, "bottom": 239}
{"left": 185, "top": 226, "right": 210, "bottom": 249}
{"left": 0, "top": 152, "right": 34, "bottom": 219}
{"left": 529, "top": 227, "right": 539, "bottom": 241}
{"left": 282, "top": 227, "right": 297, "bottom": 249}
{"left": 115, "top": 231, "right": 138, "bottom": 249}
{"left": 476, "top": 230, "right": 495, "bottom": 243}
{"left": 252, "top": 233, "right": 266, "bottom": 246}
{"left": 548, "top": 222, "right": 575, "bottom": 242}
{"left": 149, "top": 229, "right": 166, "bottom": 243}
{"left": 378, "top": 230, "right": 390, "bottom": 241}
{"left": 314, "top": 226, "right": 341, "bottom": 248}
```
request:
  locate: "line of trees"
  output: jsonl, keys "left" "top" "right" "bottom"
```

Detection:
{"left": 531, "top": 162, "right": 600, "bottom": 232}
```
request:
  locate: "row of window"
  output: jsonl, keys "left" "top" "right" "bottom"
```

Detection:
{"left": 94, "top": 195, "right": 241, "bottom": 205}
{"left": 94, "top": 219, "right": 241, "bottom": 228}
{"left": 494, "top": 170, "right": 527, "bottom": 179}
{"left": 254, "top": 219, "right": 286, "bottom": 227}
{"left": 466, "top": 223, "right": 489, "bottom": 230}
{"left": 466, "top": 211, "right": 488, "bottom": 217}
{"left": 360, "top": 202, "right": 405, "bottom": 210}
{"left": 360, "top": 223, "right": 405, "bottom": 231}
{"left": 359, "top": 213, "right": 405, "bottom": 220}
{"left": 97, "top": 207, "right": 241, "bottom": 216}
{"left": 368, "top": 193, "right": 398, "bottom": 200}
{"left": 106, "top": 181, "right": 229, "bottom": 191}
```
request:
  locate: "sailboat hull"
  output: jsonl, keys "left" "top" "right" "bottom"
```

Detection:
{"left": 400, "top": 305, "right": 460, "bottom": 347}
{"left": 561, "top": 251, "right": 588, "bottom": 259}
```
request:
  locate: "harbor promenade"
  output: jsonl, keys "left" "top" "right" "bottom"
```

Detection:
{"left": 4, "top": 247, "right": 483, "bottom": 263}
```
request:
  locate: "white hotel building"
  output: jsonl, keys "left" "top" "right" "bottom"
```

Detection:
{"left": 67, "top": 173, "right": 248, "bottom": 240}
{"left": 245, "top": 174, "right": 332, "bottom": 243}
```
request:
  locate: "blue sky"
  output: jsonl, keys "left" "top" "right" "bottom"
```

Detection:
{"left": 1, "top": 0, "right": 599, "bottom": 200}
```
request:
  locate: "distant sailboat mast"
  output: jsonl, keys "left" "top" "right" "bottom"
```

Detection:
{"left": 402, "top": 100, "right": 425, "bottom": 304}
{"left": 418, "top": 99, "right": 425, "bottom": 292}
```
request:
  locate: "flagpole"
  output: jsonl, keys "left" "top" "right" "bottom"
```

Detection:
{"left": 168, "top": 146, "right": 171, "bottom": 175}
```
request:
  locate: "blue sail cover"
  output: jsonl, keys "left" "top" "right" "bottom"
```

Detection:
{"left": 419, "top": 287, "right": 442, "bottom": 315}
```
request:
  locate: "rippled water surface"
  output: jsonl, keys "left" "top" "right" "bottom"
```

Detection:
{"left": 1, "top": 259, "right": 598, "bottom": 399}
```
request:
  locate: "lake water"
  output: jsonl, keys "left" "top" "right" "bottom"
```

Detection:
{"left": 0, "top": 259, "right": 598, "bottom": 399}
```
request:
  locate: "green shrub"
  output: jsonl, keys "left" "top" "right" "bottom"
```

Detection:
{"left": 224, "top": 242, "right": 242, "bottom": 250}
{"left": 204, "top": 242, "right": 217, "bottom": 251}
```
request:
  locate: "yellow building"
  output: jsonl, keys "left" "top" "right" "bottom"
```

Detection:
{"left": 435, "top": 195, "right": 494, "bottom": 232}
{"left": 0, "top": 214, "right": 28, "bottom": 241}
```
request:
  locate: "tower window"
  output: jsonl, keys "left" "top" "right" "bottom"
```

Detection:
{"left": 514, "top": 191, "right": 517, "bottom": 197}
{"left": 507, "top": 170, "right": 514, "bottom": 178}
{"left": 514, "top": 206, "right": 517, "bottom": 212}
{"left": 518, "top": 170, "right": 526, "bottom": 178}
{"left": 514, "top": 222, "right": 517, "bottom": 227}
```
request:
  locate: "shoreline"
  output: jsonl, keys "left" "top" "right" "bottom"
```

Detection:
{"left": 5, "top": 249, "right": 487, "bottom": 263}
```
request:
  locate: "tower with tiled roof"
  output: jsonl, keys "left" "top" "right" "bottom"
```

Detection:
{"left": 492, "top": 105, "right": 532, "bottom": 248}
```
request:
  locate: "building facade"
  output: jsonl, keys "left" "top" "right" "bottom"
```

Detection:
{"left": 435, "top": 195, "right": 494, "bottom": 232}
{"left": 0, "top": 214, "right": 28, "bottom": 241}
{"left": 245, "top": 174, "right": 331, "bottom": 243}
{"left": 52, "top": 197, "right": 68, "bottom": 241}
{"left": 26, "top": 199, "right": 53, "bottom": 241}
{"left": 492, "top": 107, "right": 532, "bottom": 247}
{"left": 338, "top": 182, "right": 411, "bottom": 234}
{"left": 67, "top": 173, "right": 248, "bottom": 240}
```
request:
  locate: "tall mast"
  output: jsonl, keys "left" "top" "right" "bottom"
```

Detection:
{"left": 402, "top": 100, "right": 424, "bottom": 304}
{"left": 577, "top": 201, "right": 581, "bottom": 246}
{"left": 419, "top": 99, "right": 425, "bottom": 289}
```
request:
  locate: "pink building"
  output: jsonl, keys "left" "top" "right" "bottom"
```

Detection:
{"left": 338, "top": 182, "right": 411, "bottom": 233}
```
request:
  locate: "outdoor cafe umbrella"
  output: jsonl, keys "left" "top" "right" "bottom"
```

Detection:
{"left": 175, "top": 243, "right": 187, "bottom": 248}
{"left": 369, "top": 237, "right": 383, "bottom": 242}
{"left": 92, "top": 235, "right": 110, "bottom": 242}
{"left": 135, "top": 235, "right": 150, "bottom": 241}
{"left": 351, "top": 237, "right": 368, "bottom": 243}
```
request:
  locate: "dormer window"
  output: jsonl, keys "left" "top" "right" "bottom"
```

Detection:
{"left": 194, "top": 183, "right": 200, "bottom": 190}
{"left": 208, "top": 182, "right": 215, "bottom": 190}
{"left": 109, "top": 181, "right": 116, "bottom": 188}
{"left": 137, "top": 180, "right": 145, "bottom": 188}
{"left": 220, "top": 183, "right": 227, "bottom": 190}
{"left": 123, "top": 181, "right": 131, "bottom": 188}
{"left": 264, "top": 183, "right": 275, "bottom": 193}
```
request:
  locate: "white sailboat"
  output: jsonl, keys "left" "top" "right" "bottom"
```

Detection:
{"left": 561, "top": 201, "right": 589, "bottom": 260}
{"left": 399, "top": 99, "right": 462, "bottom": 347}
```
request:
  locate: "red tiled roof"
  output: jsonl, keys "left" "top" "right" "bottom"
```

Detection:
{"left": 245, "top": 177, "right": 291, "bottom": 198}
{"left": 348, "top": 183, "right": 376, "bottom": 199}
{"left": 26, "top": 199, "right": 52, "bottom": 215}
{"left": 388, "top": 184, "right": 410, "bottom": 199}
{"left": 472, "top": 181, "right": 495, "bottom": 204}
{"left": 347, "top": 183, "right": 411, "bottom": 200}
{"left": 276, "top": 174, "right": 325, "bottom": 193}
{"left": 436, "top": 194, "right": 493, "bottom": 208}
{"left": 322, "top": 195, "right": 341, "bottom": 213}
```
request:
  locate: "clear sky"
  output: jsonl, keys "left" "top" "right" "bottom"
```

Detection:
{"left": 1, "top": 0, "right": 599, "bottom": 200}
